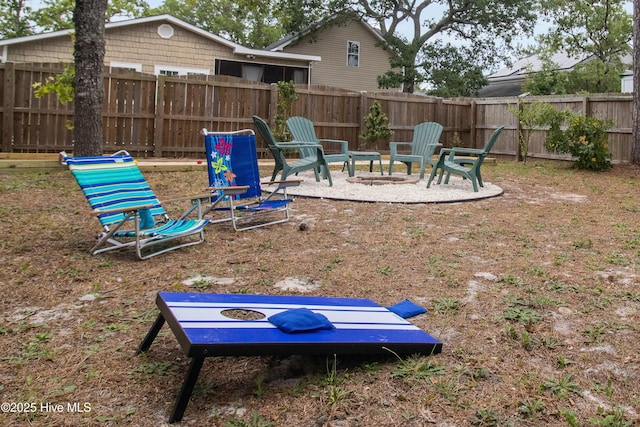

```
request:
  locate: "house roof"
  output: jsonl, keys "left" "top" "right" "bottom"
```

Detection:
{"left": 487, "top": 51, "right": 591, "bottom": 80}
{"left": 266, "top": 15, "right": 386, "bottom": 52}
{"left": 0, "top": 14, "right": 321, "bottom": 62}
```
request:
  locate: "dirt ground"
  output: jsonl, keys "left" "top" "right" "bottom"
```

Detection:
{"left": 1, "top": 159, "right": 639, "bottom": 427}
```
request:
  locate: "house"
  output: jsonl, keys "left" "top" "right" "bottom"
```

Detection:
{"left": 479, "top": 50, "right": 634, "bottom": 97}
{"left": 0, "top": 14, "right": 319, "bottom": 84}
{"left": 620, "top": 70, "right": 633, "bottom": 93}
{"left": 478, "top": 51, "right": 591, "bottom": 97}
{"left": 267, "top": 16, "right": 397, "bottom": 92}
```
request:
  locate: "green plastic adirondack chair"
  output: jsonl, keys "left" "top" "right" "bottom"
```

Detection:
{"left": 427, "top": 127, "right": 504, "bottom": 192}
{"left": 388, "top": 122, "right": 443, "bottom": 179}
{"left": 286, "top": 116, "right": 350, "bottom": 174}
{"left": 253, "top": 116, "right": 332, "bottom": 186}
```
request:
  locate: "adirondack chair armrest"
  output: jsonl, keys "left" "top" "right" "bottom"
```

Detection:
{"left": 92, "top": 203, "right": 155, "bottom": 216}
{"left": 318, "top": 139, "right": 349, "bottom": 154}
{"left": 277, "top": 142, "right": 324, "bottom": 151}
{"left": 389, "top": 141, "right": 412, "bottom": 155}
{"left": 441, "top": 147, "right": 484, "bottom": 161}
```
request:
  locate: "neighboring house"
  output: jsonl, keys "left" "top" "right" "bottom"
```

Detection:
{"left": 479, "top": 50, "right": 634, "bottom": 97}
{"left": 267, "top": 16, "right": 397, "bottom": 92}
{"left": 620, "top": 70, "right": 633, "bottom": 93}
{"left": 0, "top": 14, "right": 319, "bottom": 84}
{"left": 478, "top": 51, "right": 591, "bottom": 97}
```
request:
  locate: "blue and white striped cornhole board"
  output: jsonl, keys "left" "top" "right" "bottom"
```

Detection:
{"left": 137, "top": 292, "right": 442, "bottom": 423}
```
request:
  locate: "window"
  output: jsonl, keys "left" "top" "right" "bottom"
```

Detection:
{"left": 154, "top": 65, "right": 210, "bottom": 76}
{"left": 159, "top": 70, "right": 179, "bottom": 76}
{"left": 110, "top": 62, "right": 142, "bottom": 73}
{"left": 215, "top": 59, "right": 309, "bottom": 84}
{"left": 347, "top": 41, "right": 360, "bottom": 67}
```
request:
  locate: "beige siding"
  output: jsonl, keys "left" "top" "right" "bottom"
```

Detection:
{"left": 282, "top": 20, "right": 395, "bottom": 92}
{"left": 6, "top": 20, "right": 309, "bottom": 73}
{"left": 8, "top": 37, "right": 74, "bottom": 63}
{"left": 104, "top": 23, "right": 221, "bottom": 74}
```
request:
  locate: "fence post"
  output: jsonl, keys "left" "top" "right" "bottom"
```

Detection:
{"left": 470, "top": 99, "right": 477, "bottom": 149}
{"left": 359, "top": 91, "right": 367, "bottom": 148}
{"left": 269, "top": 83, "right": 278, "bottom": 126}
{"left": 582, "top": 95, "right": 590, "bottom": 117}
{"left": 153, "top": 75, "right": 164, "bottom": 157}
{"left": 516, "top": 100, "right": 523, "bottom": 162}
{"left": 2, "top": 62, "right": 14, "bottom": 152}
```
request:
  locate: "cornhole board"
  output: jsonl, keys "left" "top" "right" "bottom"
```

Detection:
{"left": 137, "top": 292, "right": 443, "bottom": 423}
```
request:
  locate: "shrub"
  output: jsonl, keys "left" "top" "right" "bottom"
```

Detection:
{"left": 508, "top": 100, "right": 561, "bottom": 163}
{"left": 273, "top": 81, "right": 299, "bottom": 141}
{"left": 545, "top": 114, "right": 612, "bottom": 171}
{"left": 359, "top": 100, "right": 392, "bottom": 150}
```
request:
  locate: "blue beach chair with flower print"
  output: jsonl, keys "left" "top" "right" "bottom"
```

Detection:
{"left": 61, "top": 150, "right": 210, "bottom": 260}
{"left": 202, "top": 129, "right": 301, "bottom": 231}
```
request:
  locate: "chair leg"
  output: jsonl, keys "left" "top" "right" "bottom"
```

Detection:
{"left": 470, "top": 176, "right": 479, "bottom": 192}
{"left": 426, "top": 168, "right": 438, "bottom": 188}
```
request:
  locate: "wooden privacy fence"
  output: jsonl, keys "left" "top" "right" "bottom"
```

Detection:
{"left": 0, "top": 62, "right": 634, "bottom": 162}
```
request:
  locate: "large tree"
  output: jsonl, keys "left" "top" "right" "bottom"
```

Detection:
{"left": 0, "top": 0, "right": 33, "bottom": 38}
{"left": 154, "top": 0, "right": 285, "bottom": 48}
{"left": 34, "top": 0, "right": 148, "bottom": 31}
{"left": 73, "top": 0, "right": 108, "bottom": 156}
{"left": 533, "top": 0, "right": 633, "bottom": 94}
{"left": 277, "top": 0, "right": 539, "bottom": 93}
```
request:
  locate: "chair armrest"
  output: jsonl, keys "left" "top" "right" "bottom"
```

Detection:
{"left": 445, "top": 147, "right": 484, "bottom": 156}
{"left": 208, "top": 185, "right": 250, "bottom": 195}
{"left": 163, "top": 194, "right": 217, "bottom": 204}
{"left": 263, "top": 179, "right": 302, "bottom": 188}
{"left": 92, "top": 203, "right": 154, "bottom": 215}
{"left": 277, "top": 142, "right": 324, "bottom": 150}
{"left": 389, "top": 142, "right": 412, "bottom": 155}
{"left": 318, "top": 139, "right": 349, "bottom": 154}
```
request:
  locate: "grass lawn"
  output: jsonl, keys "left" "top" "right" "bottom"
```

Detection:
{"left": 0, "top": 159, "right": 639, "bottom": 426}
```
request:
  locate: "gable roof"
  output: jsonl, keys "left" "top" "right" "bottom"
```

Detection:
{"left": 267, "top": 15, "right": 386, "bottom": 52}
{"left": 487, "top": 51, "right": 591, "bottom": 80}
{"left": 0, "top": 14, "right": 321, "bottom": 62}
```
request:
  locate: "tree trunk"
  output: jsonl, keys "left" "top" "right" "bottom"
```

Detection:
{"left": 72, "top": 0, "right": 107, "bottom": 156}
{"left": 632, "top": 0, "right": 640, "bottom": 164}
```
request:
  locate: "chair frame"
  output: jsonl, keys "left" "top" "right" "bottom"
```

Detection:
{"left": 286, "top": 116, "right": 350, "bottom": 175}
{"left": 202, "top": 128, "right": 301, "bottom": 231}
{"left": 388, "top": 122, "right": 443, "bottom": 180}
{"left": 427, "top": 127, "right": 504, "bottom": 192}
{"left": 61, "top": 150, "right": 210, "bottom": 260}
{"left": 252, "top": 115, "right": 332, "bottom": 186}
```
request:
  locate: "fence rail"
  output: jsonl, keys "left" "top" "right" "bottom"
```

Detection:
{"left": 0, "top": 62, "right": 633, "bottom": 162}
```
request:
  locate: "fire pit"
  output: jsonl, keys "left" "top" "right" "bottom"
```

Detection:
{"left": 346, "top": 175, "right": 420, "bottom": 186}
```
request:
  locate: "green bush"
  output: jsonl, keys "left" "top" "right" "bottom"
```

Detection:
{"left": 545, "top": 115, "right": 612, "bottom": 171}
{"left": 359, "top": 100, "right": 392, "bottom": 150}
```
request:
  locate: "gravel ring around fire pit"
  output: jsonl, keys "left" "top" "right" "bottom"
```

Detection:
{"left": 262, "top": 171, "right": 503, "bottom": 203}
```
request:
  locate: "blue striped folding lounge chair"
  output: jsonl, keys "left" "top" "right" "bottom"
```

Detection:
{"left": 202, "top": 128, "right": 301, "bottom": 231}
{"left": 60, "top": 150, "right": 210, "bottom": 260}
